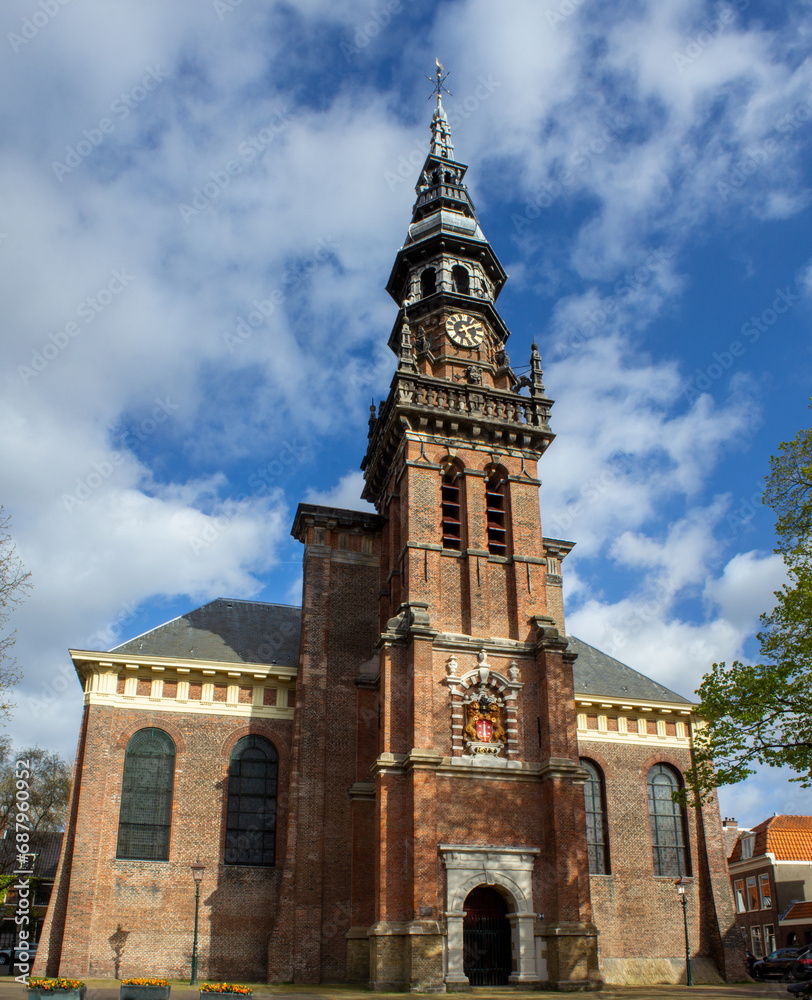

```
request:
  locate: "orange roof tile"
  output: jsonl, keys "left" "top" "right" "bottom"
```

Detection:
{"left": 781, "top": 901, "right": 812, "bottom": 922}
{"left": 729, "top": 815, "right": 812, "bottom": 863}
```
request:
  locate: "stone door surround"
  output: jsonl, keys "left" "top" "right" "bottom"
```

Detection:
{"left": 440, "top": 844, "right": 540, "bottom": 988}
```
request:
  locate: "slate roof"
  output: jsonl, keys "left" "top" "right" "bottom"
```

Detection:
{"left": 111, "top": 598, "right": 301, "bottom": 666}
{"left": 567, "top": 635, "right": 693, "bottom": 704}
{"left": 33, "top": 831, "right": 64, "bottom": 878}
{"left": 729, "top": 815, "right": 812, "bottom": 863}
{"left": 109, "top": 600, "right": 690, "bottom": 707}
{"left": 0, "top": 830, "right": 63, "bottom": 878}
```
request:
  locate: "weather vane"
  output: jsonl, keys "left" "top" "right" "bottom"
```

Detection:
{"left": 426, "top": 58, "right": 452, "bottom": 104}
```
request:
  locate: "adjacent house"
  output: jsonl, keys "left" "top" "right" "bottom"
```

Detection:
{"left": 727, "top": 815, "right": 812, "bottom": 956}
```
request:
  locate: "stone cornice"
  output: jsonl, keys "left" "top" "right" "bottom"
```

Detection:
{"left": 575, "top": 693, "right": 696, "bottom": 715}
{"left": 70, "top": 649, "right": 297, "bottom": 680}
{"left": 73, "top": 651, "right": 296, "bottom": 719}
{"left": 370, "top": 750, "right": 590, "bottom": 784}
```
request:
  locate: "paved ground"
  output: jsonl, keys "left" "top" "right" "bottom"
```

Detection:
{"left": 0, "top": 977, "right": 801, "bottom": 1000}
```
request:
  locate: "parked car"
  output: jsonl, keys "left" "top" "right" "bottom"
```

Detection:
{"left": 0, "top": 942, "right": 37, "bottom": 967}
{"left": 752, "top": 946, "right": 812, "bottom": 981}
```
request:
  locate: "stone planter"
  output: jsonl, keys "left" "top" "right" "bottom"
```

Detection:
{"left": 121, "top": 987, "right": 171, "bottom": 1000}
{"left": 27, "top": 990, "right": 87, "bottom": 1000}
{"left": 199, "top": 993, "right": 248, "bottom": 1000}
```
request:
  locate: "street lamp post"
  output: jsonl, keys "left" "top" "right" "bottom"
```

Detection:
{"left": 674, "top": 875, "right": 693, "bottom": 987}
{"left": 190, "top": 857, "right": 206, "bottom": 986}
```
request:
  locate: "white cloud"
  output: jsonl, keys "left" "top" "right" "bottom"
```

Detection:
{"left": 303, "top": 471, "right": 375, "bottom": 513}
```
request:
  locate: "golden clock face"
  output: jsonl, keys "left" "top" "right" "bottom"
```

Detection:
{"left": 446, "top": 312, "right": 486, "bottom": 348}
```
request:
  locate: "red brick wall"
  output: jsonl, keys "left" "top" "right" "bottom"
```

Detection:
{"left": 579, "top": 739, "right": 745, "bottom": 978}
{"left": 37, "top": 706, "right": 292, "bottom": 981}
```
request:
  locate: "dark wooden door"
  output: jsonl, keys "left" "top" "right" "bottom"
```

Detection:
{"left": 463, "top": 886, "right": 511, "bottom": 986}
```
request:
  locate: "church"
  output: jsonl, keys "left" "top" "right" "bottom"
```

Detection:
{"left": 35, "top": 82, "right": 745, "bottom": 991}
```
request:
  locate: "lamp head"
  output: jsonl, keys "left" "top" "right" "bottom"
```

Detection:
{"left": 191, "top": 856, "right": 205, "bottom": 883}
{"left": 673, "top": 875, "right": 690, "bottom": 894}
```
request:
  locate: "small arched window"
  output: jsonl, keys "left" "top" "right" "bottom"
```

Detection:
{"left": 441, "top": 461, "right": 464, "bottom": 551}
{"left": 421, "top": 267, "right": 437, "bottom": 298}
{"left": 117, "top": 728, "right": 176, "bottom": 861}
{"left": 452, "top": 265, "right": 470, "bottom": 295}
{"left": 647, "top": 763, "right": 691, "bottom": 876}
{"left": 485, "top": 469, "right": 507, "bottom": 555}
{"left": 581, "top": 759, "right": 609, "bottom": 875}
{"left": 225, "top": 735, "right": 279, "bottom": 866}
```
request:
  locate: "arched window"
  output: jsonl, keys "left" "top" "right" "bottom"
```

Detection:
{"left": 581, "top": 759, "right": 609, "bottom": 875}
{"left": 225, "top": 735, "right": 279, "bottom": 866}
{"left": 421, "top": 267, "right": 436, "bottom": 298}
{"left": 441, "top": 461, "right": 464, "bottom": 551}
{"left": 452, "top": 265, "right": 470, "bottom": 295}
{"left": 116, "top": 728, "right": 176, "bottom": 861}
{"left": 647, "top": 763, "right": 691, "bottom": 876}
{"left": 485, "top": 469, "right": 507, "bottom": 555}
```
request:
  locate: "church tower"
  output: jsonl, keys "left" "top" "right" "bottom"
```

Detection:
{"left": 34, "top": 68, "right": 744, "bottom": 993}
{"left": 283, "top": 72, "right": 601, "bottom": 991}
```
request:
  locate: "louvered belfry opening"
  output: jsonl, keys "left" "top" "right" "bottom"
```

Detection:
{"left": 485, "top": 468, "right": 507, "bottom": 555}
{"left": 441, "top": 462, "right": 463, "bottom": 550}
{"left": 463, "top": 886, "right": 512, "bottom": 986}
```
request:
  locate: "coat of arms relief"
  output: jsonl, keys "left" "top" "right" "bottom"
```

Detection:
{"left": 444, "top": 649, "right": 523, "bottom": 760}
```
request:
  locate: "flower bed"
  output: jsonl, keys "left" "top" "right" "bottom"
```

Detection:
{"left": 27, "top": 978, "right": 87, "bottom": 1000}
{"left": 120, "top": 979, "right": 170, "bottom": 1000}
{"left": 199, "top": 985, "right": 252, "bottom": 996}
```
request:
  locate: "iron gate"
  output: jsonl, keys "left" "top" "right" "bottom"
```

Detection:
{"left": 463, "top": 887, "right": 511, "bottom": 986}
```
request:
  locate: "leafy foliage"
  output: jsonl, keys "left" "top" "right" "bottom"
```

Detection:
{"left": 686, "top": 410, "right": 812, "bottom": 802}
{"left": 0, "top": 738, "right": 71, "bottom": 875}
{"left": 0, "top": 507, "right": 31, "bottom": 716}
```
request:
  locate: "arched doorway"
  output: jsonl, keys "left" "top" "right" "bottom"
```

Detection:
{"left": 463, "top": 886, "right": 511, "bottom": 986}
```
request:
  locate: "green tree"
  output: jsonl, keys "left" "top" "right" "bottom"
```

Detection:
{"left": 0, "top": 507, "right": 31, "bottom": 715}
{"left": 686, "top": 413, "right": 812, "bottom": 802}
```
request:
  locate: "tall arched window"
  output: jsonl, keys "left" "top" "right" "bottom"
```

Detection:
{"left": 452, "top": 265, "right": 470, "bottom": 295}
{"left": 441, "top": 461, "right": 464, "bottom": 551}
{"left": 647, "top": 763, "right": 691, "bottom": 876}
{"left": 117, "top": 728, "right": 176, "bottom": 861}
{"left": 485, "top": 469, "right": 507, "bottom": 555}
{"left": 225, "top": 735, "right": 279, "bottom": 866}
{"left": 420, "top": 267, "right": 436, "bottom": 298}
{"left": 581, "top": 759, "right": 609, "bottom": 875}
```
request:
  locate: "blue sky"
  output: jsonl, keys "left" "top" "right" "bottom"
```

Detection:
{"left": 2, "top": 0, "right": 811, "bottom": 827}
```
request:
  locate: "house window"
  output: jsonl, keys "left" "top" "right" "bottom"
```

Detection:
{"left": 116, "top": 728, "right": 176, "bottom": 861}
{"left": 581, "top": 759, "right": 609, "bottom": 875}
{"left": 746, "top": 876, "right": 759, "bottom": 911}
{"left": 751, "top": 925, "right": 763, "bottom": 959}
{"left": 421, "top": 267, "right": 436, "bottom": 298}
{"left": 734, "top": 879, "right": 746, "bottom": 913}
{"left": 764, "top": 924, "right": 776, "bottom": 955}
{"left": 225, "top": 735, "right": 279, "bottom": 866}
{"left": 451, "top": 265, "right": 470, "bottom": 295}
{"left": 441, "top": 462, "right": 464, "bottom": 551}
{"left": 646, "top": 763, "right": 691, "bottom": 877}
{"left": 759, "top": 873, "right": 772, "bottom": 909}
{"left": 485, "top": 469, "right": 507, "bottom": 555}
{"left": 741, "top": 833, "right": 755, "bottom": 860}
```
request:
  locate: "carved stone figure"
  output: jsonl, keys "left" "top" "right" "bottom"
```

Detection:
{"left": 488, "top": 704, "right": 506, "bottom": 742}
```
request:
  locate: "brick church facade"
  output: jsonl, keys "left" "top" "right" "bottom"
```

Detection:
{"left": 35, "top": 88, "right": 745, "bottom": 990}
